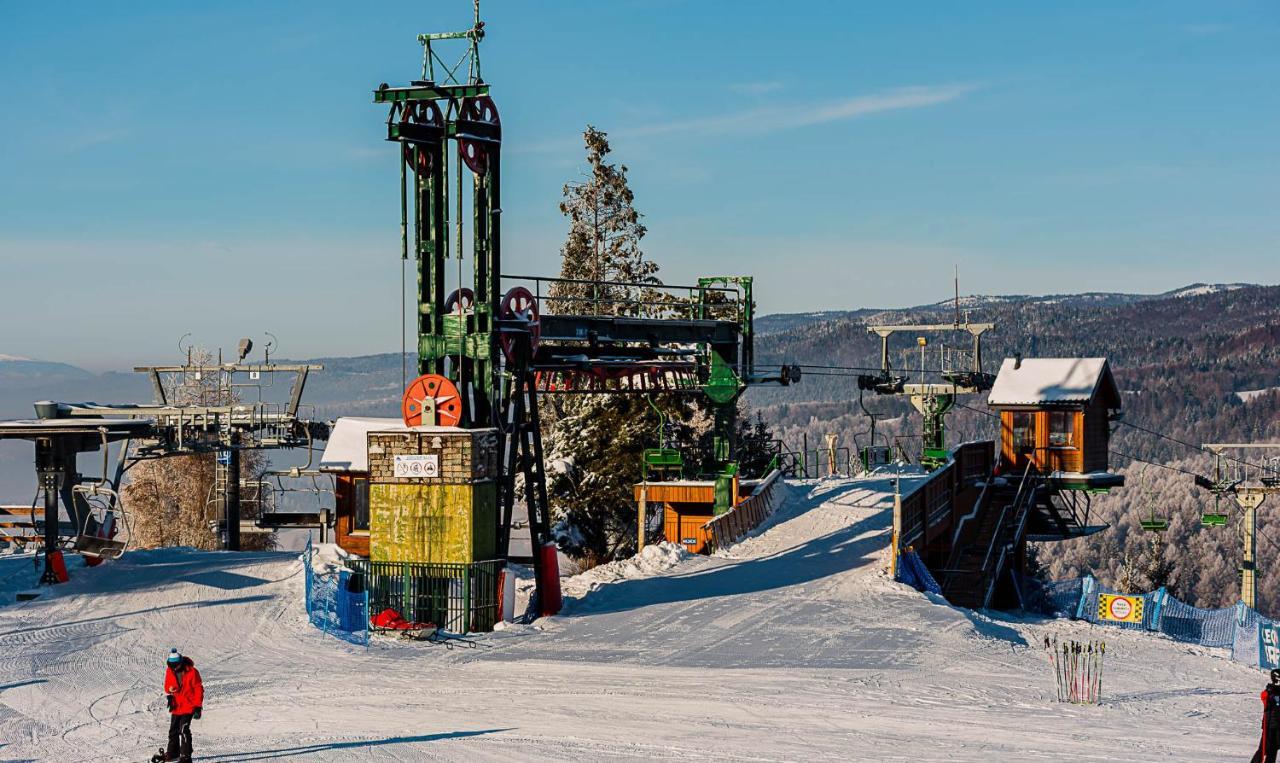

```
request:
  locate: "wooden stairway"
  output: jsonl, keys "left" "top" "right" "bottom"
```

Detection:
{"left": 940, "top": 464, "right": 1038, "bottom": 609}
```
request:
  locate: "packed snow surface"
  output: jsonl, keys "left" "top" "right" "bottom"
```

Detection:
{"left": 1236, "top": 386, "right": 1280, "bottom": 404}
{"left": 0, "top": 474, "right": 1266, "bottom": 760}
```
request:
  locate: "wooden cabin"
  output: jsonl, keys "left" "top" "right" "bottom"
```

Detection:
{"left": 319, "top": 417, "right": 408, "bottom": 557}
{"left": 987, "top": 358, "right": 1122, "bottom": 483}
{"left": 635, "top": 478, "right": 740, "bottom": 555}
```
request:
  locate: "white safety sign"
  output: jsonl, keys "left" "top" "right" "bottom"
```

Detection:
{"left": 394, "top": 454, "right": 439, "bottom": 478}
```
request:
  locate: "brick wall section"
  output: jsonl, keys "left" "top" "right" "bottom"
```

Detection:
{"left": 366, "top": 427, "right": 499, "bottom": 485}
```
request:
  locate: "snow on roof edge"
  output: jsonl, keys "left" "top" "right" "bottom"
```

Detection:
{"left": 987, "top": 357, "right": 1113, "bottom": 406}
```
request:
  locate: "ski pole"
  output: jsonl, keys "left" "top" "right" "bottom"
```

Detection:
{"left": 1085, "top": 642, "right": 1095, "bottom": 701}
{"left": 1096, "top": 642, "right": 1106, "bottom": 703}
{"left": 1050, "top": 637, "right": 1062, "bottom": 702}
{"left": 1069, "top": 642, "right": 1076, "bottom": 702}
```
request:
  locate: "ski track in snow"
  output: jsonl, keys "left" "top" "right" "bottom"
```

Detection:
{"left": 0, "top": 474, "right": 1265, "bottom": 761}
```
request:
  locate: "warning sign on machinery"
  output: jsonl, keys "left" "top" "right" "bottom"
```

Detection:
{"left": 394, "top": 454, "right": 439, "bottom": 478}
{"left": 1097, "top": 593, "right": 1144, "bottom": 624}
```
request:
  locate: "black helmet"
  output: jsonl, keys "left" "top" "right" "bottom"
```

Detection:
{"left": 1270, "top": 668, "right": 1280, "bottom": 685}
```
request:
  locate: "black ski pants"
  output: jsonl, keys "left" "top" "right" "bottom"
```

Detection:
{"left": 1252, "top": 726, "right": 1280, "bottom": 763}
{"left": 166, "top": 712, "right": 193, "bottom": 760}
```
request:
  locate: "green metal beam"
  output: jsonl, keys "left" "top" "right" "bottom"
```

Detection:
{"left": 373, "top": 84, "right": 490, "bottom": 104}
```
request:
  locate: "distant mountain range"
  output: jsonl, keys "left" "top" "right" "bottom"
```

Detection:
{"left": 2, "top": 282, "right": 1276, "bottom": 501}
{"left": 755, "top": 283, "right": 1257, "bottom": 336}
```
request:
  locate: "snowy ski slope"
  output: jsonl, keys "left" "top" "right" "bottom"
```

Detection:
{"left": 0, "top": 475, "right": 1266, "bottom": 761}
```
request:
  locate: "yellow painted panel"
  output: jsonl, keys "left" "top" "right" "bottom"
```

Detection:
{"left": 370, "top": 483, "right": 477, "bottom": 564}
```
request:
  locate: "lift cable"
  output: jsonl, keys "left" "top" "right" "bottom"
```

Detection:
{"left": 757, "top": 360, "right": 963, "bottom": 376}
{"left": 951, "top": 400, "right": 1275, "bottom": 474}
{"left": 1108, "top": 449, "right": 1206, "bottom": 479}
{"left": 1112, "top": 419, "right": 1276, "bottom": 472}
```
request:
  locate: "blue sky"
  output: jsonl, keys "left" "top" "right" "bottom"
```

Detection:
{"left": 1, "top": 1, "right": 1277, "bottom": 368}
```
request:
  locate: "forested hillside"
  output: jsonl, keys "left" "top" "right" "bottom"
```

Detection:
{"left": 749, "top": 283, "right": 1280, "bottom": 614}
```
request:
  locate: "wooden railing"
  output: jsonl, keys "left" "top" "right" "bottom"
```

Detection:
{"left": 897, "top": 440, "right": 995, "bottom": 554}
{"left": 704, "top": 469, "right": 783, "bottom": 550}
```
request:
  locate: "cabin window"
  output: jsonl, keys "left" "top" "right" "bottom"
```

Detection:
{"left": 1012, "top": 412, "right": 1035, "bottom": 453}
{"left": 353, "top": 478, "right": 370, "bottom": 532}
{"left": 1048, "top": 411, "right": 1075, "bottom": 447}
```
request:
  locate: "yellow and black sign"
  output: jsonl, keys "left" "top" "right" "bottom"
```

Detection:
{"left": 1097, "top": 593, "right": 1144, "bottom": 623}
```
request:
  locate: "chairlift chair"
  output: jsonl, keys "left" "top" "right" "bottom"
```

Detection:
{"left": 1200, "top": 495, "right": 1230, "bottom": 528}
{"left": 642, "top": 396, "right": 684, "bottom": 481}
{"left": 70, "top": 483, "right": 129, "bottom": 560}
{"left": 1139, "top": 493, "right": 1169, "bottom": 533}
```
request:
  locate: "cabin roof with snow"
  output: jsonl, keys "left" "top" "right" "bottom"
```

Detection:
{"left": 986, "top": 357, "right": 1121, "bottom": 409}
{"left": 318, "top": 417, "right": 469, "bottom": 472}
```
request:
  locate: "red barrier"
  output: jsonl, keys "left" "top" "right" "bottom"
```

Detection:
{"left": 48, "top": 550, "right": 69, "bottom": 583}
{"left": 538, "top": 542, "right": 563, "bottom": 616}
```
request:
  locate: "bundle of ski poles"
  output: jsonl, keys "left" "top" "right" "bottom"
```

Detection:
{"left": 1044, "top": 636, "right": 1106, "bottom": 704}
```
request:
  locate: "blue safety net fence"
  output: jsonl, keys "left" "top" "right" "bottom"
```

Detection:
{"left": 1015, "top": 572, "right": 1273, "bottom": 669}
{"left": 897, "top": 550, "right": 942, "bottom": 595}
{"left": 303, "top": 537, "right": 369, "bottom": 647}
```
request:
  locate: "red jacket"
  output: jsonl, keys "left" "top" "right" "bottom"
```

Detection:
{"left": 164, "top": 658, "right": 204, "bottom": 715}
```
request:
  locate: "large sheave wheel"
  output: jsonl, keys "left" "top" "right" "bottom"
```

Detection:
{"left": 499, "top": 286, "right": 540, "bottom": 363}
{"left": 401, "top": 373, "right": 462, "bottom": 427}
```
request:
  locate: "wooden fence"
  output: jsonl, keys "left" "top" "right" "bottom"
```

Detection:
{"left": 704, "top": 469, "right": 783, "bottom": 550}
{"left": 896, "top": 440, "right": 995, "bottom": 568}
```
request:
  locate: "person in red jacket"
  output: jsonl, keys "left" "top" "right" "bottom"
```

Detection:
{"left": 1252, "top": 669, "right": 1280, "bottom": 763}
{"left": 158, "top": 649, "right": 204, "bottom": 763}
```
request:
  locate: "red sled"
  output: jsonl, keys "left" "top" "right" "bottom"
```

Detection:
{"left": 370, "top": 608, "right": 434, "bottom": 631}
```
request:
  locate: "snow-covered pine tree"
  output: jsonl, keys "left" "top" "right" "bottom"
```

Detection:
{"left": 1116, "top": 548, "right": 1143, "bottom": 593}
{"left": 542, "top": 127, "right": 704, "bottom": 564}
{"left": 550, "top": 125, "right": 657, "bottom": 316}
{"left": 1140, "top": 532, "right": 1175, "bottom": 591}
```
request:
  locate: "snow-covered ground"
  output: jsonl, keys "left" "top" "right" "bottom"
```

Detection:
{"left": 0, "top": 474, "right": 1266, "bottom": 761}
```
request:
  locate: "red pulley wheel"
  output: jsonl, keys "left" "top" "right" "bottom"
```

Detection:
{"left": 499, "top": 286, "right": 541, "bottom": 363}
{"left": 401, "top": 373, "right": 462, "bottom": 427}
{"left": 400, "top": 100, "right": 444, "bottom": 173}
{"left": 444, "top": 287, "right": 475, "bottom": 315}
{"left": 458, "top": 95, "right": 500, "bottom": 175}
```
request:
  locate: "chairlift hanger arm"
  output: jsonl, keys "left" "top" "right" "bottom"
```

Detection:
{"left": 867, "top": 323, "right": 994, "bottom": 337}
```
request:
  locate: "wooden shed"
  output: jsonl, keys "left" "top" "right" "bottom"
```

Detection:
{"left": 319, "top": 417, "right": 406, "bottom": 558}
{"left": 987, "top": 357, "right": 1122, "bottom": 480}
{"left": 635, "top": 478, "right": 739, "bottom": 555}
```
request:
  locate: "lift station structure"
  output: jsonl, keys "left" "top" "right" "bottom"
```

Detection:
{"left": 333, "top": 6, "right": 799, "bottom": 619}
{"left": 0, "top": 352, "right": 327, "bottom": 585}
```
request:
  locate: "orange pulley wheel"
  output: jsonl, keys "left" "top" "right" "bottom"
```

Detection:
{"left": 401, "top": 373, "right": 462, "bottom": 427}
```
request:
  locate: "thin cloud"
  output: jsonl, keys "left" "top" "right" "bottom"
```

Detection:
{"left": 512, "top": 83, "right": 978, "bottom": 154}
{"left": 1181, "top": 23, "right": 1232, "bottom": 36}
{"left": 624, "top": 83, "right": 978, "bottom": 138}
{"left": 729, "top": 80, "right": 784, "bottom": 96}
{"left": 65, "top": 127, "right": 133, "bottom": 153}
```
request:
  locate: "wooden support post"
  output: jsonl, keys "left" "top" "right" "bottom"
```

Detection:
{"left": 638, "top": 484, "right": 647, "bottom": 553}
{"left": 891, "top": 482, "right": 902, "bottom": 579}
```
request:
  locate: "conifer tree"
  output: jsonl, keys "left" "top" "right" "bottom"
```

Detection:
{"left": 544, "top": 127, "right": 698, "bottom": 563}
{"left": 550, "top": 126, "right": 657, "bottom": 317}
{"left": 1140, "top": 532, "right": 1175, "bottom": 591}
